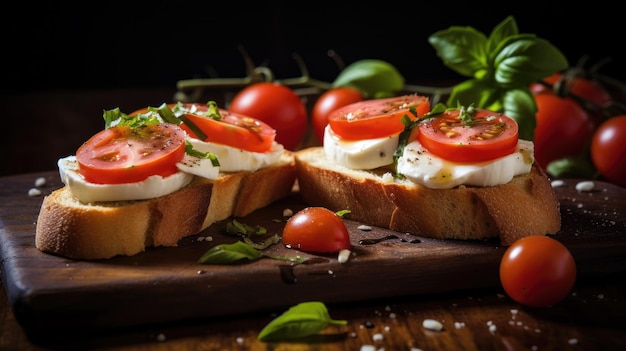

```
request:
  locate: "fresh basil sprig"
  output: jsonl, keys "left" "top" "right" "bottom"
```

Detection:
{"left": 258, "top": 302, "right": 347, "bottom": 342}
{"left": 428, "top": 15, "right": 569, "bottom": 140}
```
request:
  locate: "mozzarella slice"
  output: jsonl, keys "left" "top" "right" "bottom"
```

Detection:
{"left": 185, "top": 138, "right": 285, "bottom": 172}
{"left": 58, "top": 156, "right": 193, "bottom": 203}
{"left": 397, "top": 139, "right": 534, "bottom": 189}
{"left": 323, "top": 125, "right": 398, "bottom": 170}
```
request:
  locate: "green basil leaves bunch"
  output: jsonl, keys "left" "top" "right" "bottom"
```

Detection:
{"left": 428, "top": 15, "right": 569, "bottom": 140}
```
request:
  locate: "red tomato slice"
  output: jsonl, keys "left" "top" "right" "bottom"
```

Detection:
{"left": 76, "top": 123, "right": 186, "bottom": 184}
{"left": 133, "top": 103, "right": 276, "bottom": 153}
{"left": 417, "top": 108, "right": 519, "bottom": 163}
{"left": 328, "top": 95, "right": 430, "bottom": 140}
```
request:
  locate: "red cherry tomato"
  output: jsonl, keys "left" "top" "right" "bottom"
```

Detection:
{"left": 312, "top": 87, "right": 363, "bottom": 144}
{"left": 76, "top": 123, "right": 186, "bottom": 184}
{"left": 417, "top": 108, "right": 519, "bottom": 163}
{"left": 282, "top": 207, "right": 351, "bottom": 254}
{"left": 591, "top": 115, "right": 626, "bottom": 187}
{"left": 500, "top": 235, "right": 577, "bottom": 308}
{"left": 533, "top": 93, "right": 595, "bottom": 170}
{"left": 229, "top": 82, "right": 307, "bottom": 150}
{"left": 328, "top": 95, "right": 430, "bottom": 140}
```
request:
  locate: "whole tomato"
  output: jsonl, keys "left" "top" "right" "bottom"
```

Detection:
{"left": 533, "top": 92, "right": 595, "bottom": 170}
{"left": 500, "top": 235, "right": 577, "bottom": 308}
{"left": 282, "top": 207, "right": 351, "bottom": 254}
{"left": 591, "top": 115, "right": 626, "bottom": 187}
{"left": 229, "top": 82, "right": 307, "bottom": 150}
{"left": 312, "top": 87, "right": 363, "bottom": 144}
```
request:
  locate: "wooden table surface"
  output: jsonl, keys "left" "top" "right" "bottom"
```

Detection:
{"left": 2, "top": 273, "right": 625, "bottom": 350}
{"left": 1, "top": 171, "right": 625, "bottom": 351}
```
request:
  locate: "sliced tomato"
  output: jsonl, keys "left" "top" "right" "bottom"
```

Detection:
{"left": 328, "top": 95, "right": 430, "bottom": 140}
{"left": 76, "top": 123, "right": 186, "bottom": 184}
{"left": 417, "top": 108, "right": 519, "bottom": 163}
{"left": 132, "top": 103, "right": 276, "bottom": 153}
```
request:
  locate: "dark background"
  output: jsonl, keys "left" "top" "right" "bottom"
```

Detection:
{"left": 2, "top": 1, "right": 625, "bottom": 176}
{"left": 3, "top": 1, "right": 625, "bottom": 93}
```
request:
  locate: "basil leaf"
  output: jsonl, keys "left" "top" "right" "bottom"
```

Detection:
{"left": 197, "top": 241, "right": 262, "bottom": 264}
{"left": 492, "top": 34, "right": 569, "bottom": 87}
{"left": 428, "top": 26, "right": 488, "bottom": 79}
{"left": 502, "top": 88, "right": 538, "bottom": 141}
{"left": 258, "top": 302, "right": 347, "bottom": 341}
{"left": 332, "top": 59, "right": 404, "bottom": 99}
{"left": 547, "top": 156, "right": 597, "bottom": 179}
{"left": 486, "top": 15, "right": 519, "bottom": 54}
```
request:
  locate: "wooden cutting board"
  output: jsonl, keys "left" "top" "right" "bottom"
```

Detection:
{"left": 1, "top": 171, "right": 625, "bottom": 338}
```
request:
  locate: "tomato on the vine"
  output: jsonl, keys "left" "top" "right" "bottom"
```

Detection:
{"left": 282, "top": 207, "right": 351, "bottom": 254}
{"left": 532, "top": 92, "right": 595, "bottom": 170}
{"left": 312, "top": 87, "right": 364, "bottom": 144}
{"left": 500, "top": 235, "right": 577, "bottom": 308}
{"left": 328, "top": 95, "right": 430, "bottom": 140}
{"left": 229, "top": 82, "right": 307, "bottom": 150}
{"left": 418, "top": 107, "right": 519, "bottom": 163}
{"left": 591, "top": 115, "right": 626, "bottom": 187}
{"left": 531, "top": 72, "right": 612, "bottom": 109}
{"left": 76, "top": 123, "right": 186, "bottom": 184}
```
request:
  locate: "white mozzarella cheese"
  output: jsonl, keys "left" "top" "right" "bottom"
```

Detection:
{"left": 323, "top": 125, "right": 398, "bottom": 170}
{"left": 397, "top": 139, "right": 534, "bottom": 189}
{"left": 184, "top": 138, "right": 285, "bottom": 172}
{"left": 58, "top": 156, "right": 193, "bottom": 203}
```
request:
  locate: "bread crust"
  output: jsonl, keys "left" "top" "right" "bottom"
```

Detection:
{"left": 295, "top": 147, "right": 560, "bottom": 245}
{"left": 35, "top": 152, "right": 296, "bottom": 259}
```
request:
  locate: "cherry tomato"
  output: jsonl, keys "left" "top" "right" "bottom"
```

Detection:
{"left": 591, "top": 115, "right": 626, "bottom": 187}
{"left": 312, "top": 87, "right": 363, "bottom": 144}
{"left": 132, "top": 103, "right": 277, "bottom": 153}
{"left": 282, "top": 207, "right": 351, "bottom": 254}
{"left": 328, "top": 95, "right": 430, "bottom": 140}
{"left": 500, "top": 235, "right": 577, "bottom": 308}
{"left": 76, "top": 123, "right": 186, "bottom": 184}
{"left": 229, "top": 82, "right": 307, "bottom": 150}
{"left": 533, "top": 93, "right": 595, "bottom": 170}
{"left": 417, "top": 108, "right": 519, "bottom": 163}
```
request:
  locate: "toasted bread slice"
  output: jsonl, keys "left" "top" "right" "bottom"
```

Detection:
{"left": 294, "top": 147, "right": 560, "bottom": 245}
{"left": 35, "top": 152, "right": 296, "bottom": 259}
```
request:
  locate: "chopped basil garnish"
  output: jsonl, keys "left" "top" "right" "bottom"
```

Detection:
{"left": 184, "top": 141, "right": 220, "bottom": 167}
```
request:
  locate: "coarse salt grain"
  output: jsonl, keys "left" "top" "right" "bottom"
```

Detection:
{"left": 551, "top": 179, "right": 565, "bottom": 187}
{"left": 28, "top": 188, "right": 42, "bottom": 196}
{"left": 338, "top": 249, "right": 351, "bottom": 263}
{"left": 423, "top": 319, "right": 443, "bottom": 331}
{"left": 360, "top": 345, "right": 376, "bottom": 351}
{"left": 357, "top": 224, "right": 372, "bottom": 231}
{"left": 372, "top": 333, "right": 384, "bottom": 341}
{"left": 568, "top": 338, "right": 578, "bottom": 345}
{"left": 576, "top": 180, "right": 595, "bottom": 192}
{"left": 35, "top": 177, "right": 47, "bottom": 187}
{"left": 283, "top": 208, "right": 293, "bottom": 217}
